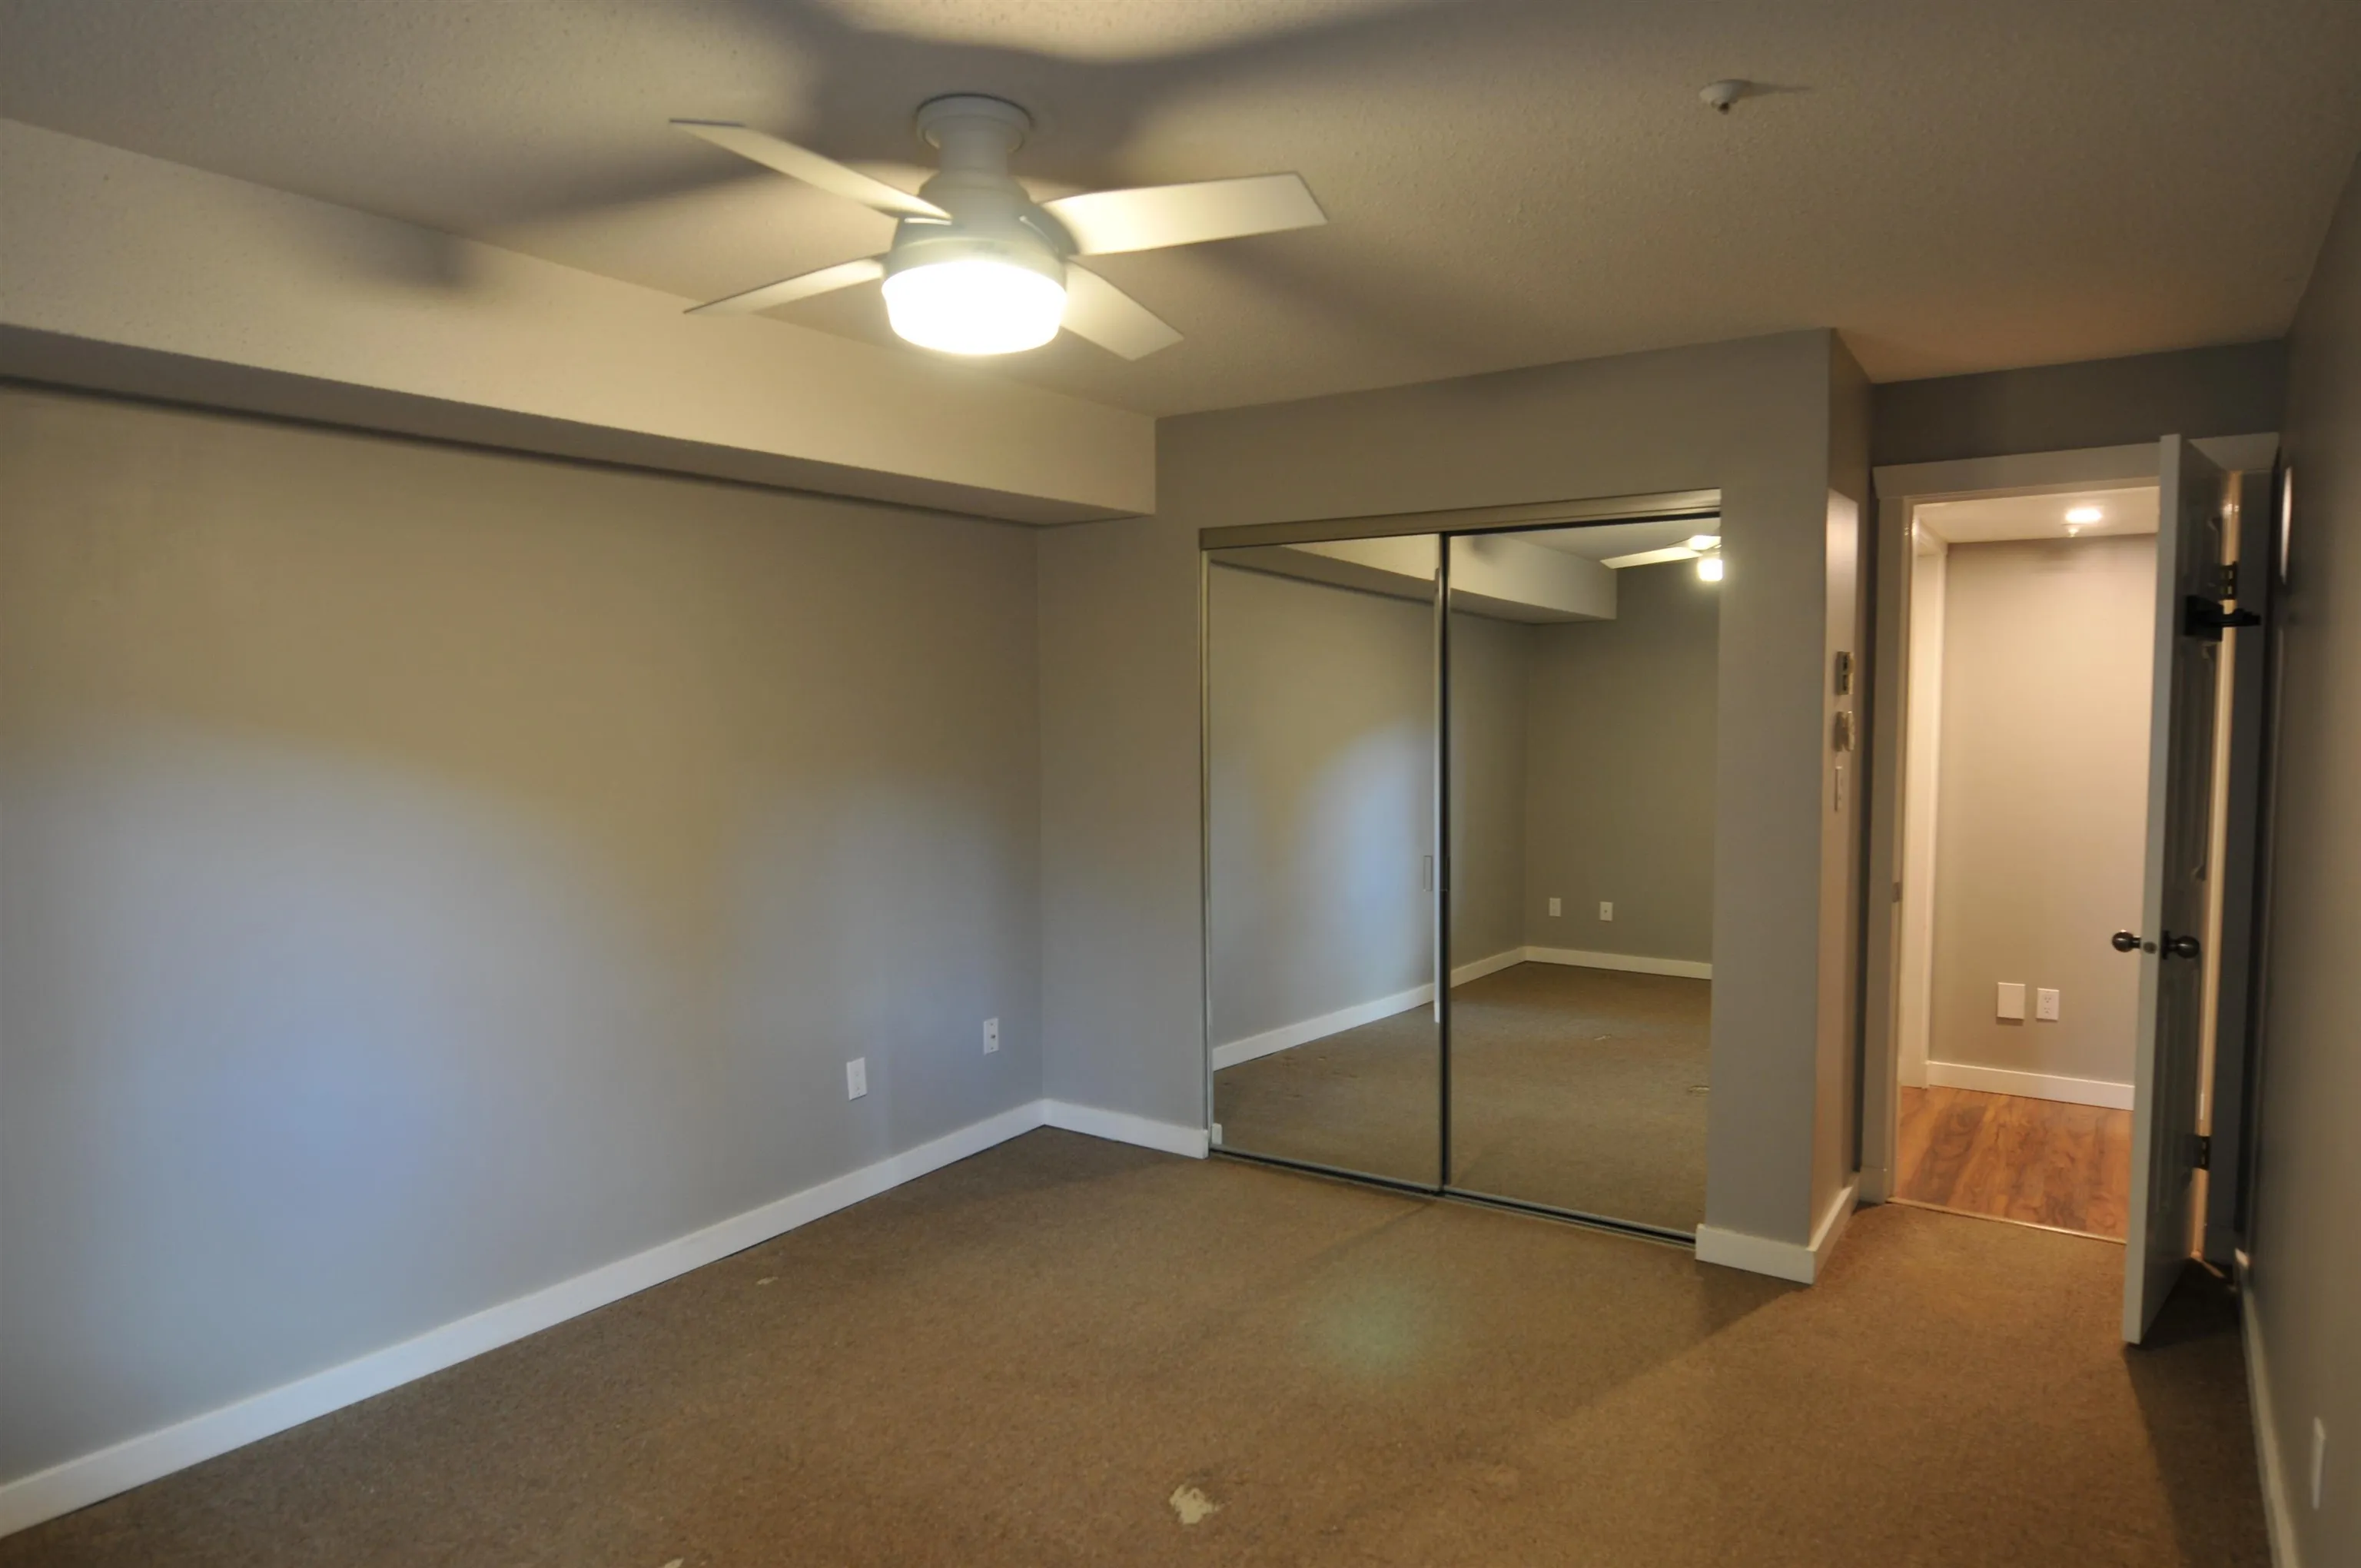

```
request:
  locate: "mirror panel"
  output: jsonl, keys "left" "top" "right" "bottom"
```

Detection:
{"left": 1443, "top": 527, "right": 1719, "bottom": 1233}
{"left": 1205, "top": 539, "right": 1441, "bottom": 1186}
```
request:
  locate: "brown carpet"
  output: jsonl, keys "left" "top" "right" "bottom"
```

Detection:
{"left": 1216, "top": 962, "right": 1708, "bottom": 1228}
{"left": 5, "top": 1129, "right": 2266, "bottom": 1567}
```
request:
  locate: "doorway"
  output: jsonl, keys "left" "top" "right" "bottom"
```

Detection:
{"left": 1200, "top": 507, "right": 1722, "bottom": 1241}
{"left": 1863, "top": 436, "right": 2277, "bottom": 1342}
{"left": 1886, "top": 482, "right": 2160, "bottom": 1240}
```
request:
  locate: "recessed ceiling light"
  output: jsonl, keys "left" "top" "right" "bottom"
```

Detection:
{"left": 2065, "top": 505, "right": 2104, "bottom": 525}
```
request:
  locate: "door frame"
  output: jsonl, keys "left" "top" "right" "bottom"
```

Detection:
{"left": 1858, "top": 436, "right": 2278, "bottom": 1206}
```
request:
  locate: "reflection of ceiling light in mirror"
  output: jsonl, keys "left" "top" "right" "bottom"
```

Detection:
{"left": 2065, "top": 505, "right": 2104, "bottom": 524}
{"left": 1697, "top": 552, "right": 1724, "bottom": 583}
{"left": 1685, "top": 533, "right": 1722, "bottom": 552}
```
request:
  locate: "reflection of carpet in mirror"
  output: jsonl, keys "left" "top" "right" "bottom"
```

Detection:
{"left": 1214, "top": 962, "right": 1708, "bottom": 1231}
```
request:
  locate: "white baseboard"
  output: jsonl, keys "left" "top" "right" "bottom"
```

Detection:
{"left": 0, "top": 1094, "right": 1207, "bottom": 1538}
{"left": 2237, "top": 1257, "right": 2305, "bottom": 1568}
{"left": 1924, "top": 1059, "right": 2134, "bottom": 1109}
{"left": 1694, "top": 1178, "right": 1858, "bottom": 1285}
{"left": 1524, "top": 945, "right": 1712, "bottom": 981}
{"left": 1209, "top": 982, "right": 1431, "bottom": 1071}
{"left": 1041, "top": 1099, "right": 1209, "bottom": 1160}
{"left": 1209, "top": 948, "right": 1708, "bottom": 1072}
{"left": 1449, "top": 948, "right": 1526, "bottom": 986}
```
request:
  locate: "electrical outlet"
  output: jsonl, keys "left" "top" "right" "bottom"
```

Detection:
{"left": 2036, "top": 988, "right": 2060, "bottom": 1022}
{"left": 982, "top": 1017, "right": 1000, "bottom": 1055}
{"left": 1547, "top": 896, "right": 1561, "bottom": 917}
{"left": 1997, "top": 982, "right": 2027, "bottom": 1022}
{"left": 1599, "top": 901, "right": 1614, "bottom": 922}
{"left": 2313, "top": 1417, "right": 2328, "bottom": 1510}
{"left": 845, "top": 1057, "right": 868, "bottom": 1100}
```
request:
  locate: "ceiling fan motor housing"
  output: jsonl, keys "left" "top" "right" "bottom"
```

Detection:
{"left": 889, "top": 94, "right": 1068, "bottom": 284}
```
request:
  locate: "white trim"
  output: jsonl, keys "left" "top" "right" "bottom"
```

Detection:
{"left": 0, "top": 1095, "right": 1210, "bottom": 1537}
{"left": 1524, "top": 945, "right": 1712, "bottom": 981}
{"left": 1924, "top": 1059, "right": 2134, "bottom": 1109}
{"left": 1693, "top": 1178, "right": 1858, "bottom": 1285}
{"left": 2238, "top": 1255, "right": 2305, "bottom": 1568}
{"left": 1208, "top": 983, "right": 1432, "bottom": 1071}
{"left": 1041, "top": 1099, "right": 1210, "bottom": 1160}
{"left": 1449, "top": 947, "right": 1526, "bottom": 986}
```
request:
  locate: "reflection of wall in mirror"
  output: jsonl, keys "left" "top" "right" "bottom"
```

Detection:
{"left": 1205, "top": 563, "right": 1436, "bottom": 1053}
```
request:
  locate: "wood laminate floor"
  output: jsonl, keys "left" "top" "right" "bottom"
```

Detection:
{"left": 1894, "top": 1085, "right": 2132, "bottom": 1240}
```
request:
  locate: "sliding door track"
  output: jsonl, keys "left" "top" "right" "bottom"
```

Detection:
{"left": 1212, "top": 1148, "right": 1697, "bottom": 1249}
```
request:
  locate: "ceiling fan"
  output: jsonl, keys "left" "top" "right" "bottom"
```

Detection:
{"left": 672, "top": 94, "right": 1327, "bottom": 359}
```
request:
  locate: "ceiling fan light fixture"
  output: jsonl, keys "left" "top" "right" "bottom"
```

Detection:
{"left": 883, "top": 256, "right": 1066, "bottom": 356}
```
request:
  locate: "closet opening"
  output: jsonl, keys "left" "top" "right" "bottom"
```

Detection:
{"left": 1198, "top": 498, "right": 1722, "bottom": 1244}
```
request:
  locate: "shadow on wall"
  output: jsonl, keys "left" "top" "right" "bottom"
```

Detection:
{"left": 0, "top": 718, "right": 1029, "bottom": 1482}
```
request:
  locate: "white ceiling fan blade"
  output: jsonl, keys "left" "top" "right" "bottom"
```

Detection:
{"left": 672, "top": 120, "right": 948, "bottom": 221}
{"left": 1060, "top": 266, "right": 1183, "bottom": 359}
{"left": 1042, "top": 173, "right": 1325, "bottom": 256}
{"left": 686, "top": 257, "right": 886, "bottom": 316}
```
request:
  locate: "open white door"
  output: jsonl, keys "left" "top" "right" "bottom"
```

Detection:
{"left": 2120, "top": 436, "right": 2227, "bottom": 1344}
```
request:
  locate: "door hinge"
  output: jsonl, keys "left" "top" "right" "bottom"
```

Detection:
{"left": 2182, "top": 593, "right": 2262, "bottom": 642}
{"left": 2193, "top": 1133, "right": 2212, "bottom": 1171}
{"left": 2215, "top": 562, "right": 2239, "bottom": 600}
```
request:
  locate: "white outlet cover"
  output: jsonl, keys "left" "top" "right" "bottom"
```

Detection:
{"left": 2036, "top": 987, "right": 2061, "bottom": 1022}
{"left": 1997, "top": 982, "right": 2027, "bottom": 1022}
{"left": 846, "top": 1057, "right": 868, "bottom": 1099}
{"left": 1547, "top": 897, "right": 1561, "bottom": 916}
{"left": 1599, "top": 901, "right": 1614, "bottom": 921}
{"left": 983, "top": 1017, "right": 1000, "bottom": 1054}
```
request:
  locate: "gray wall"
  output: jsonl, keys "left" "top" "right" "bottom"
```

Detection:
{"left": 1522, "top": 560, "right": 1719, "bottom": 964}
{"left": 1928, "top": 537, "right": 2154, "bottom": 1086}
{"left": 0, "top": 387, "right": 1044, "bottom": 1487}
{"left": 1871, "top": 340, "right": 2287, "bottom": 467}
{"left": 1206, "top": 566, "right": 1433, "bottom": 1045}
{"left": 2253, "top": 151, "right": 2360, "bottom": 1566}
{"left": 1448, "top": 608, "right": 1530, "bottom": 968}
{"left": 1041, "top": 329, "right": 1869, "bottom": 1248}
{"left": 1035, "top": 512, "right": 1205, "bottom": 1125}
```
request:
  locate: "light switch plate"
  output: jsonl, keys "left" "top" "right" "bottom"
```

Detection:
{"left": 1997, "top": 982, "right": 2027, "bottom": 1022}
{"left": 2036, "top": 988, "right": 2060, "bottom": 1022}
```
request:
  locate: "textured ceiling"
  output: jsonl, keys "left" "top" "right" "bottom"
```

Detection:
{"left": 5, "top": 0, "right": 2359, "bottom": 417}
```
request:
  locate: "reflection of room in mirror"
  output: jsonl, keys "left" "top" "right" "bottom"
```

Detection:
{"left": 1200, "top": 520, "right": 1718, "bottom": 1234}
{"left": 1204, "top": 542, "right": 1441, "bottom": 1188}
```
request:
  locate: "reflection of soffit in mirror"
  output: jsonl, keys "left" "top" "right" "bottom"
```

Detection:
{"left": 1217, "top": 533, "right": 1617, "bottom": 623}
